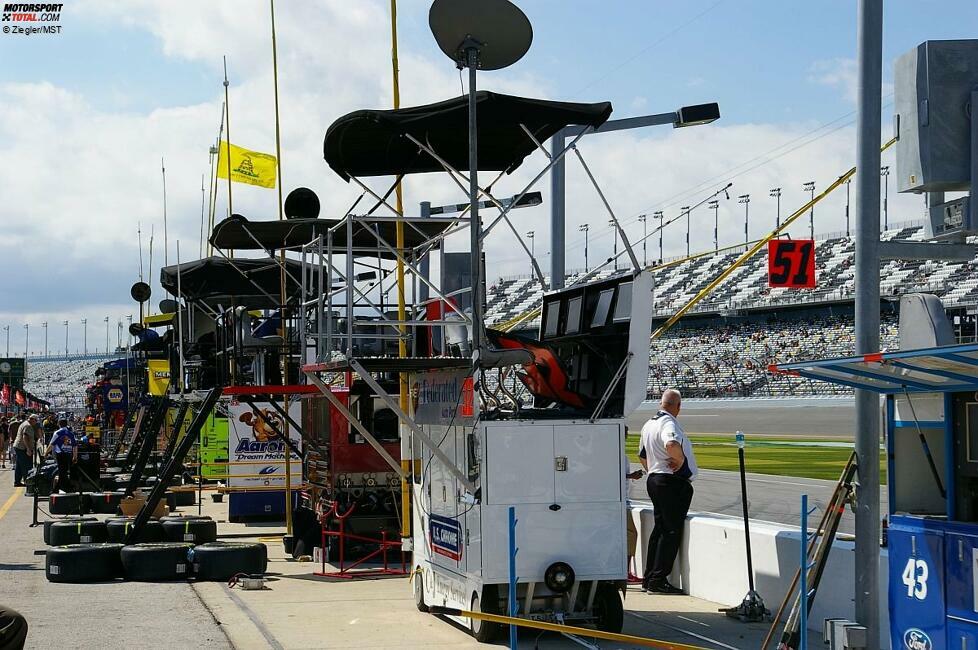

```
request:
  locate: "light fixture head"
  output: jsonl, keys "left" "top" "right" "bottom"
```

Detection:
{"left": 673, "top": 103, "right": 721, "bottom": 128}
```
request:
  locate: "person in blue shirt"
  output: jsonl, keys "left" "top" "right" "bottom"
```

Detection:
{"left": 45, "top": 419, "right": 77, "bottom": 493}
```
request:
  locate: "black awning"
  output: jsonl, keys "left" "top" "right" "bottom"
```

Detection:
{"left": 210, "top": 214, "right": 452, "bottom": 257}
{"left": 160, "top": 256, "right": 310, "bottom": 308}
{"left": 323, "top": 91, "right": 612, "bottom": 181}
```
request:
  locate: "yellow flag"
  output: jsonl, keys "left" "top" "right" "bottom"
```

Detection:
{"left": 217, "top": 140, "right": 277, "bottom": 189}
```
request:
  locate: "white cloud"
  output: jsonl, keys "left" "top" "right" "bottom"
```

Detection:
{"left": 809, "top": 57, "right": 894, "bottom": 104}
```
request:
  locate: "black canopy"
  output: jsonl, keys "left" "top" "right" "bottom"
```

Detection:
{"left": 160, "top": 256, "right": 310, "bottom": 308}
{"left": 324, "top": 91, "right": 612, "bottom": 181}
{"left": 210, "top": 214, "right": 452, "bottom": 258}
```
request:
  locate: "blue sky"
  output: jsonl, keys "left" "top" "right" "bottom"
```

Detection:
{"left": 1, "top": 0, "right": 976, "bottom": 355}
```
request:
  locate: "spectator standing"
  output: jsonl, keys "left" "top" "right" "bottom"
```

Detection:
{"left": 6, "top": 416, "right": 21, "bottom": 471}
{"left": 0, "top": 415, "right": 7, "bottom": 470}
{"left": 45, "top": 419, "right": 77, "bottom": 493}
{"left": 12, "top": 415, "right": 37, "bottom": 487}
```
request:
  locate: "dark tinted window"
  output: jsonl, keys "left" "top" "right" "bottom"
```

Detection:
{"left": 591, "top": 289, "right": 614, "bottom": 328}
{"left": 565, "top": 297, "right": 582, "bottom": 334}
{"left": 613, "top": 282, "right": 632, "bottom": 322}
{"left": 543, "top": 300, "right": 560, "bottom": 337}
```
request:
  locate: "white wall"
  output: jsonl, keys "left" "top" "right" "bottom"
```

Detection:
{"left": 630, "top": 506, "right": 891, "bottom": 648}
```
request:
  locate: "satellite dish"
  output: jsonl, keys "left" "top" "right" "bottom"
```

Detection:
{"left": 429, "top": 0, "right": 532, "bottom": 71}
{"left": 284, "top": 187, "right": 321, "bottom": 219}
{"left": 159, "top": 299, "right": 178, "bottom": 314}
{"left": 130, "top": 281, "right": 151, "bottom": 303}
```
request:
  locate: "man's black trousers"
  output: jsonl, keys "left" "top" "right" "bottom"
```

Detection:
{"left": 54, "top": 453, "right": 73, "bottom": 492}
{"left": 643, "top": 472, "right": 693, "bottom": 585}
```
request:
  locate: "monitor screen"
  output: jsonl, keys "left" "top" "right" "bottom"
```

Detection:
{"left": 591, "top": 289, "right": 614, "bottom": 328}
{"left": 565, "top": 297, "right": 582, "bottom": 335}
{"left": 543, "top": 300, "right": 560, "bottom": 337}
{"left": 613, "top": 282, "right": 632, "bottom": 322}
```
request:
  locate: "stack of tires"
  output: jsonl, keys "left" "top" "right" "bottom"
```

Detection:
{"left": 43, "top": 514, "right": 267, "bottom": 583}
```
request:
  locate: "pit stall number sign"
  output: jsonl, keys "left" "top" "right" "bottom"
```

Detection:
{"left": 768, "top": 239, "right": 815, "bottom": 288}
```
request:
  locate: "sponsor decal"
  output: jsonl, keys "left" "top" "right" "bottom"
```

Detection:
{"left": 903, "top": 628, "right": 932, "bottom": 650}
{"left": 107, "top": 388, "right": 124, "bottom": 403}
{"left": 429, "top": 514, "right": 463, "bottom": 562}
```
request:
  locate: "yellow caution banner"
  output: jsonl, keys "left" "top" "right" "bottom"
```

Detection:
{"left": 217, "top": 140, "right": 277, "bottom": 189}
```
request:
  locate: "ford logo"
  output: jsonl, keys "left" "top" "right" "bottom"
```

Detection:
{"left": 904, "top": 628, "right": 932, "bottom": 650}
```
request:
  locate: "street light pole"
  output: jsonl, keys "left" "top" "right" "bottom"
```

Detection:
{"left": 63, "top": 320, "right": 69, "bottom": 358}
{"left": 653, "top": 211, "right": 664, "bottom": 263}
{"left": 845, "top": 178, "right": 852, "bottom": 237}
{"left": 708, "top": 200, "right": 719, "bottom": 252}
{"left": 681, "top": 206, "right": 691, "bottom": 257}
{"left": 637, "top": 214, "right": 647, "bottom": 266}
{"left": 769, "top": 187, "right": 782, "bottom": 229}
{"left": 81, "top": 318, "right": 87, "bottom": 356}
{"left": 803, "top": 181, "right": 816, "bottom": 240}
{"left": 608, "top": 219, "right": 618, "bottom": 270}
{"left": 738, "top": 195, "right": 750, "bottom": 249}
{"left": 579, "top": 223, "right": 590, "bottom": 271}
{"left": 880, "top": 165, "right": 890, "bottom": 231}
{"left": 42, "top": 321, "right": 48, "bottom": 359}
{"left": 3, "top": 325, "right": 8, "bottom": 357}
{"left": 525, "top": 231, "right": 535, "bottom": 276}
{"left": 104, "top": 316, "right": 109, "bottom": 355}
{"left": 126, "top": 315, "right": 133, "bottom": 350}
{"left": 23, "top": 324, "right": 28, "bottom": 359}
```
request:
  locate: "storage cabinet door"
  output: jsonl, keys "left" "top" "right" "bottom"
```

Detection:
{"left": 948, "top": 618, "right": 978, "bottom": 650}
{"left": 553, "top": 423, "right": 622, "bottom": 504}
{"left": 484, "top": 425, "right": 554, "bottom": 505}
{"left": 947, "top": 533, "right": 978, "bottom": 624}
{"left": 889, "top": 525, "right": 946, "bottom": 650}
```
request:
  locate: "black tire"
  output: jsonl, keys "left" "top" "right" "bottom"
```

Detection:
{"left": 414, "top": 570, "right": 429, "bottom": 613}
{"left": 79, "top": 492, "right": 94, "bottom": 512}
{"left": 43, "top": 516, "right": 96, "bottom": 545}
{"left": 165, "top": 492, "right": 177, "bottom": 511}
{"left": 120, "top": 543, "right": 193, "bottom": 581}
{"left": 162, "top": 517, "right": 217, "bottom": 544}
{"left": 171, "top": 490, "right": 196, "bottom": 507}
{"left": 106, "top": 518, "right": 165, "bottom": 543}
{"left": 48, "top": 492, "right": 84, "bottom": 515}
{"left": 594, "top": 583, "right": 624, "bottom": 634}
{"left": 191, "top": 542, "right": 268, "bottom": 581}
{"left": 48, "top": 520, "right": 108, "bottom": 546}
{"left": 90, "top": 491, "right": 126, "bottom": 514}
{"left": 46, "top": 543, "right": 124, "bottom": 583}
{"left": 470, "top": 585, "right": 501, "bottom": 643}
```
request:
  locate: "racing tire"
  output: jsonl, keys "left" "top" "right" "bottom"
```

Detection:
{"left": 90, "top": 490, "right": 126, "bottom": 514}
{"left": 413, "top": 570, "right": 429, "bottom": 613}
{"left": 120, "top": 543, "right": 193, "bottom": 581}
{"left": 48, "top": 519, "right": 108, "bottom": 546}
{"left": 191, "top": 542, "right": 268, "bottom": 581}
{"left": 170, "top": 490, "right": 196, "bottom": 507}
{"left": 593, "top": 583, "right": 624, "bottom": 634}
{"left": 162, "top": 517, "right": 217, "bottom": 544}
{"left": 48, "top": 492, "right": 84, "bottom": 515}
{"left": 43, "top": 516, "right": 96, "bottom": 545}
{"left": 470, "top": 585, "right": 501, "bottom": 643}
{"left": 106, "top": 518, "right": 165, "bottom": 543}
{"left": 46, "top": 543, "right": 124, "bottom": 583}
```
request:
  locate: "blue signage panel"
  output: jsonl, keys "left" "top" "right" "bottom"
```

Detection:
{"left": 889, "top": 519, "right": 946, "bottom": 650}
{"left": 429, "top": 514, "right": 463, "bottom": 562}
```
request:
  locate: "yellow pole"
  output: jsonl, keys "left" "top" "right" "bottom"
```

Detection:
{"left": 269, "top": 0, "right": 293, "bottom": 538}
{"left": 390, "top": 0, "right": 411, "bottom": 541}
{"left": 651, "top": 137, "right": 897, "bottom": 340}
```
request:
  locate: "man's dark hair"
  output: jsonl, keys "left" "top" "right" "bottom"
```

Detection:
{"left": 58, "top": 418, "right": 68, "bottom": 427}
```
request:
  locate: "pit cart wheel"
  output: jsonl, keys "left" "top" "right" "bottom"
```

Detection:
{"left": 48, "top": 492, "right": 84, "bottom": 515}
{"left": 43, "top": 516, "right": 96, "bottom": 545}
{"left": 48, "top": 519, "right": 108, "bottom": 546}
{"left": 190, "top": 542, "right": 268, "bottom": 581}
{"left": 120, "top": 543, "right": 193, "bottom": 581}
{"left": 161, "top": 517, "right": 217, "bottom": 544}
{"left": 413, "top": 570, "right": 429, "bottom": 613}
{"left": 46, "top": 543, "right": 124, "bottom": 583}
{"left": 593, "top": 583, "right": 624, "bottom": 633}
{"left": 106, "top": 518, "right": 164, "bottom": 543}
{"left": 470, "top": 585, "right": 501, "bottom": 643}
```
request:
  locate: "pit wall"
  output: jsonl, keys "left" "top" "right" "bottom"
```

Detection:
{"left": 631, "top": 507, "right": 891, "bottom": 648}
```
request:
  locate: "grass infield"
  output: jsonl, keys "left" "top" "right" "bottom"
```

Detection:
{"left": 624, "top": 434, "right": 887, "bottom": 483}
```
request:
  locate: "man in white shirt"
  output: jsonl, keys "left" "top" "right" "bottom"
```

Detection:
{"left": 638, "top": 389, "right": 697, "bottom": 594}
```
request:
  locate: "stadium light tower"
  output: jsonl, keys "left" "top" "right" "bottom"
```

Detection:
{"left": 681, "top": 206, "right": 691, "bottom": 257}
{"left": 3, "top": 325, "right": 8, "bottom": 357}
{"left": 104, "top": 316, "right": 109, "bottom": 355}
{"left": 708, "top": 200, "right": 720, "bottom": 252}
{"left": 880, "top": 165, "right": 890, "bottom": 232}
{"left": 126, "top": 315, "right": 133, "bottom": 349}
{"left": 769, "top": 187, "right": 782, "bottom": 229}
{"left": 608, "top": 219, "right": 618, "bottom": 270}
{"left": 23, "top": 324, "right": 28, "bottom": 359}
{"left": 81, "top": 318, "right": 87, "bottom": 356}
{"left": 845, "top": 178, "right": 852, "bottom": 237}
{"left": 63, "top": 320, "right": 69, "bottom": 358}
{"left": 637, "top": 214, "right": 647, "bottom": 266}
{"left": 42, "top": 321, "right": 48, "bottom": 359}
{"left": 579, "top": 223, "right": 590, "bottom": 271}
{"left": 653, "top": 211, "right": 664, "bottom": 264}
{"left": 803, "top": 181, "right": 815, "bottom": 240}
{"left": 738, "top": 195, "right": 750, "bottom": 249}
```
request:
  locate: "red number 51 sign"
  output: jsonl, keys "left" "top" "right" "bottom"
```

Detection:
{"left": 768, "top": 239, "right": 816, "bottom": 288}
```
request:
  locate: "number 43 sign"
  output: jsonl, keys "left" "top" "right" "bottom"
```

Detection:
{"left": 768, "top": 239, "right": 816, "bottom": 288}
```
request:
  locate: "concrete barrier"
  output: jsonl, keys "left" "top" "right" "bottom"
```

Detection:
{"left": 630, "top": 506, "right": 890, "bottom": 647}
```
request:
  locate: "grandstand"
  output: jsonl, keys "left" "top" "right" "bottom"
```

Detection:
{"left": 23, "top": 354, "right": 123, "bottom": 410}
{"left": 484, "top": 221, "right": 977, "bottom": 398}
